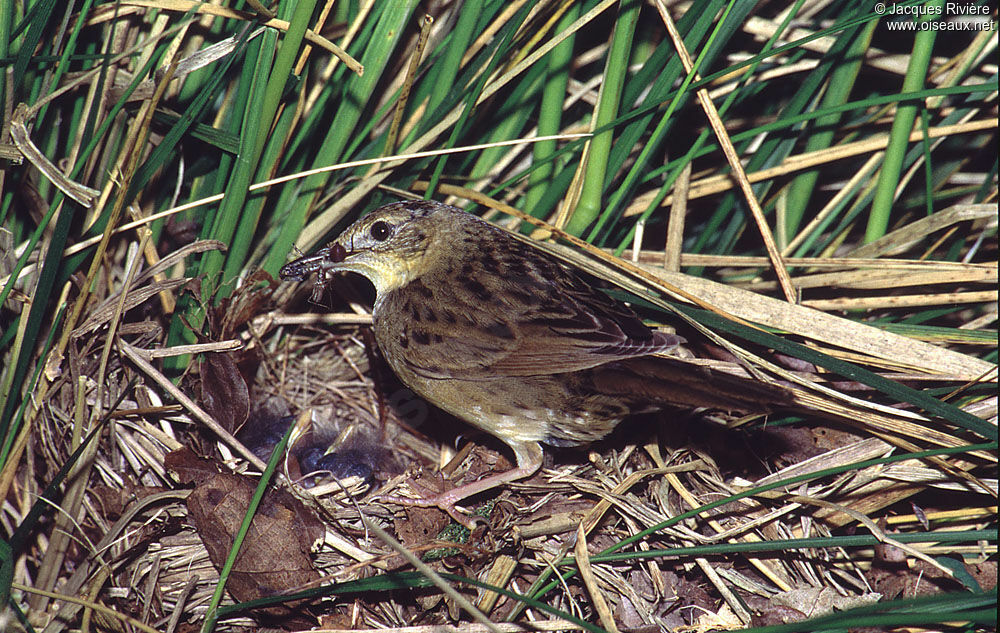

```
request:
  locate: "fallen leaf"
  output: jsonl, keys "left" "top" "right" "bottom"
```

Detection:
{"left": 199, "top": 352, "right": 250, "bottom": 434}
{"left": 186, "top": 470, "right": 324, "bottom": 625}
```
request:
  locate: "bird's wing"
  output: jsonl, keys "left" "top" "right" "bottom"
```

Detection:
{"left": 382, "top": 251, "right": 684, "bottom": 380}
{"left": 488, "top": 266, "right": 684, "bottom": 376}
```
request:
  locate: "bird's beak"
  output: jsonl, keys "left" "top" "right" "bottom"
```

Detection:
{"left": 279, "top": 242, "right": 352, "bottom": 281}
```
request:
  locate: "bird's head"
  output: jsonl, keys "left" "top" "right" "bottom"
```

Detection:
{"left": 279, "top": 201, "right": 466, "bottom": 295}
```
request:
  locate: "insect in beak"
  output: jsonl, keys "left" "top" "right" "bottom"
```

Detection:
{"left": 279, "top": 248, "right": 331, "bottom": 281}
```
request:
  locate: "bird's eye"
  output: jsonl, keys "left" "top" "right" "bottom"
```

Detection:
{"left": 369, "top": 221, "right": 393, "bottom": 241}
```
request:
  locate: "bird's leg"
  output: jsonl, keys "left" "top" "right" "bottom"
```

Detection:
{"left": 377, "top": 441, "right": 543, "bottom": 529}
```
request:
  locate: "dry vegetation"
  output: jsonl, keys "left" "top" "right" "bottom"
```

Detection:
{"left": 0, "top": 1, "right": 996, "bottom": 632}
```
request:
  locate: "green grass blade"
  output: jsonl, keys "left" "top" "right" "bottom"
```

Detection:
{"left": 865, "top": 0, "right": 944, "bottom": 242}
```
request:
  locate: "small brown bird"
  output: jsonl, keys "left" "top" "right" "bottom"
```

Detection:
{"left": 281, "top": 201, "right": 784, "bottom": 523}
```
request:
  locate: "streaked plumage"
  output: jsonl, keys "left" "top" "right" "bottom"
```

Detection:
{"left": 281, "top": 201, "right": 783, "bottom": 523}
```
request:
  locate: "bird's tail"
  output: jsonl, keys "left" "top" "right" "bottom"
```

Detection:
{"left": 594, "top": 355, "right": 795, "bottom": 416}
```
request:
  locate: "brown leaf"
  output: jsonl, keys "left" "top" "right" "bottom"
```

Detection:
{"left": 968, "top": 560, "right": 997, "bottom": 591}
{"left": 868, "top": 542, "right": 959, "bottom": 599}
{"left": 199, "top": 352, "right": 250, "bottom": 433}
{"left": 396, "top": 505, "right": 450, "bottom": 553}
{"left": 220, "top": 269, "right": 277, "bottom": 338}
{"left": 187, "top": 471, "right": 324, "bottom": 624}
{"left": 165, "top": 447, "right": 222, "bottom": 485}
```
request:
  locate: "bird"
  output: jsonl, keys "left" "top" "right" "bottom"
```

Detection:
{"left": 280, "top": 200, "right": 788, "bottom": 525}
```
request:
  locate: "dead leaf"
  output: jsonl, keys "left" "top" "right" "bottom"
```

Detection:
{"left": 199, "top": 352, "right": 250, "bottom": 434}
{"left": 219, "top": 269, "right": 278, "bottom": 338}
{"left": 769, "top": 587, "right": 881, "bottom": 620}
{"left": 185, "top": 468, "right": 324, "bottom": 624}
{"left": 165, "top": 446, "right": 223, "bottom": 485}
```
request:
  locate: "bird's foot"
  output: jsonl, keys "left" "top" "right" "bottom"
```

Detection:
{"left": 376, "top": 487, "right": 484, "bottom": 530}
{"left": 376, "top": 443, "right": 544, "bottom": 529}
{"left": 376, "top": 462, "right": 540, "bottom": 530}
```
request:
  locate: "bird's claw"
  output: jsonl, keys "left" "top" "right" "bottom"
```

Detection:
{"left": 375, "top": 488, "right": 484, "bottom": 530}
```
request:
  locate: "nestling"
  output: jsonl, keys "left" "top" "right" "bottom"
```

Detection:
{"left": 280, "top": 201, "right": 784, "bottom": 523}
